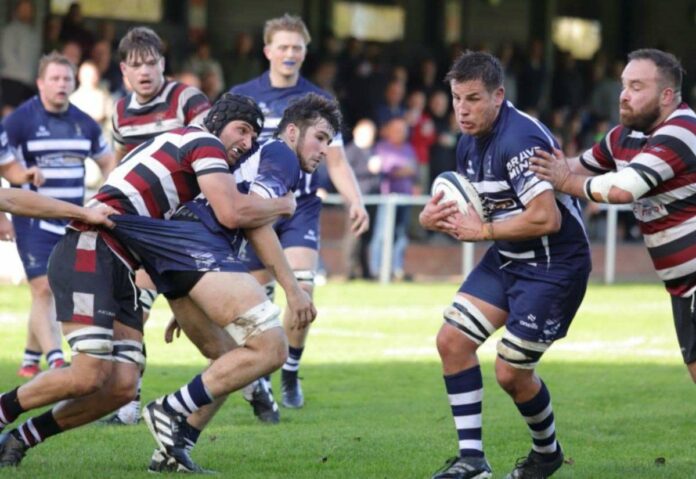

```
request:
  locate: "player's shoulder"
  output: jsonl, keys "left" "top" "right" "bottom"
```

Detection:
{"left": 3, "top": 98, "right": 38, "bottom": 134}
{"left": 295, "top": 76, "right": 334, "bottom": 99}
{"left": 229, "top": 73, "right": 266, "bottom": 96}
{"left": 260, "top": 138, "right": 295, "bottom": 161}
{"left": 500, "top": 101, "right": 556, "bottom": 150}
{"left": 660, "top": 103, "right": 696, "bottom": 133}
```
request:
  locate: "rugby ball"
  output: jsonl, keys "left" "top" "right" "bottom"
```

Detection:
{"left": 431, "top": 171, "right": 486, "bottom": 220}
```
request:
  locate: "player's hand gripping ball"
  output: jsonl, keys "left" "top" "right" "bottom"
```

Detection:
{"left": 431, "top": 171, "right": 487, "bottom": 220}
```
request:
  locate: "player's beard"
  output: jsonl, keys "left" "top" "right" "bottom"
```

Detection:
{"left": 620, "top": 99, "right": 661, "bottom": 133}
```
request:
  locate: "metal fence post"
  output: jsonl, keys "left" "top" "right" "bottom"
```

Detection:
{"left": 379, "top": 194, "right": 397, "bottom": 284}
{"left": 604, "top": 205, "right": 619, "bottom": 284}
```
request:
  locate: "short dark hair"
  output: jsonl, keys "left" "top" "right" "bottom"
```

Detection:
{"left": 38, "top": 51, "right": 75, "bottom": 79}
{"left": 445, "top": 51, "right": 503, "bottom": 92}
{"left": 627, "top": 48, "right": 684, "bottom": 92}
{"left": 118, "top": 27, "right": 164, "bottom": 62}
{"left": 275, "top": 93, "right": 342, "bottom": 139}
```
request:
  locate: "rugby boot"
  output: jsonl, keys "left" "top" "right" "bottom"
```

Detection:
{"left": 432, "top": 455, "right": 493, "bottom": 479}
{"left": 16, "top": 364, "right": 40, "bottom": 378}
{"left": 148, "top": 448, "right": 216, "bottom": 474}
{"left": 506, "top": 446, "right": 564, "bottom": 479}
{"left": 244, "top": 379, "right": 279, "bottom": 423}
{"left": 143, "top": 399, "right": 204, "bottom": 473}
{"left": 0, "top": 433, "right": 27, "bottom": 467}
{"left": 280, "top": 371, "right": 304, "bottom": 409}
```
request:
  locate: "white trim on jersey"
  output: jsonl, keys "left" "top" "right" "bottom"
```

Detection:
{"left": 26, "top": 139, "right": 91, "bottom": 152}
{"left": 470, "top": 180, "right": 508, "bottom": 194}
{"left": 655, "top": 255, "right": 696, "bottom": 281}
{"left": 38, "top": 220, "right": 66, "bottom": 235}
{"left": 36, "top": 186, "right": 84, "bottom": 198}
{"left": 126, "top": 82, "right": 177, "bottom": 111}
{"left": 643, "top": 215, "right": 696, "bottom": 248}
{"left": 117, "top": 118, "right": 182, "bottom": 139}
{"left": 498, "top": 249, "right": 535, "bottom": 260}
{"left": 42, "top": 167, "right": 85, "bottom": 179}
{"left": 518, "top": 180, "right": 552, "bottom": 206}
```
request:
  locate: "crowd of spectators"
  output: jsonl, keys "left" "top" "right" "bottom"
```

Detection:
{"left": 2, "top": 1, "right": 678, "bottom": 278}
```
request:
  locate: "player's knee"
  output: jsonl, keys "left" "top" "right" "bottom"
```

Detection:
{"left": 495, "top": 330, "right": 548, "bottom": 371}
{"left": 494, "top": 362, "right": 522, "bottom": 395}
{"left": 69, "top": 365, "right": 111, "bottom": 396}
{"left": 269, "top": 333, "right": 288, "bottom": 369}
{"left": 29, "top": 277, "right": 53, "bottom": 300}
{"left": 294, "top": 270, "right": 315, "bottom": 293}
{"left": 198, "top": 337, "right": 234, "bottom": 360}
{"left": 224, "top": 300, "right": 281, "bottom": 347}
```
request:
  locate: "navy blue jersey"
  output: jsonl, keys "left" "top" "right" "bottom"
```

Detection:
{"left": 456, "top": 101, "right": 589, "bottom": 274}
{"left": 230, "top": 71, "right": 342, "bottom": 198}
{"left": 0, "top": 124, "right": 13, "bottom": 167}
{"left": 3, "top": 97, "right": 110, "bottom": 234}
{"left": 183, "top": 138, "right": 302, "bottom": 244}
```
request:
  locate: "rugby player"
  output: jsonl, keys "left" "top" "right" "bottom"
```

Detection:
{"left": 420, "top": 51, "right": 591, "bottom": 479}
{"left": 107, "top": 26, "right": 212, "bottom": 425}
{"left": 531, "top": 50, "right": 696, "bottom": 384}
{"left": 0, "top": 93, "right": 309, "bottom": 469}
{"left": 230, "top": 13, "right": 368, "bottom": 419}
{"left": 3, "top": 52, "right": 114, "bottom": 379}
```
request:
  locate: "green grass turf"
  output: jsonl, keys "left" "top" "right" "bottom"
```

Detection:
{"left": 0, "top": 281, "right": 694, "bottom": 478}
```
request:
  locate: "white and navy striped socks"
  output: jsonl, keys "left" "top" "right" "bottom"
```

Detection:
{"left": 162, "top": 375, "right": 213, "bottom": 417}
{"left": 515, "top": 380, "right": 559, "bottom": 457}
{"left": 444, "top": 365, "right": 484, "bottom": 458}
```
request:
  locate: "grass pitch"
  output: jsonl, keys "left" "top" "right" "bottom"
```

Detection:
{"left": 0, "top": 281, "right": 694, "bottom": 478}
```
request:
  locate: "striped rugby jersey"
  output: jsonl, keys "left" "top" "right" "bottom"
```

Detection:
{"left": 180, "top": 138, "right": 302, "bottom": 245}
{"left": 580, "top": 103, "right": 696, "bottom": 296}
{"left": 85, "top": 126, "right": 232, "bottom": 267}
{"left": 112, "top": 80, "right": 211, "bottom": 154}
{"left": 0, "top": 124, "right": 13, "bottom": 166}
{"left": 3, "top": 96, "right": 110, "bottom": 234}
{"left": 457, "top": 101, "right": 590, "bottom": 276}
{"left": 230, "top": 71, "right": 342, "bottom": 198}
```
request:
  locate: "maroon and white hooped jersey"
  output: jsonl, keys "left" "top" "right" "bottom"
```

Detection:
{"left": 82, "top": 126, "right": 232, "bottom": 267}
{"left": 112, "top": 80, "right": 211, "bottom": 154}
{"left": 580, "top": 103, "right": 696, "bottom": 296}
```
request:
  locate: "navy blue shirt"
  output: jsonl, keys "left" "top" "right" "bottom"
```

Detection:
{"left": 230, "top": 71, "right": 341, "bottom": 198}
{"left": 3, "top": 96, "right": 109, "bottom": 233}
{"left": 456, "top": 101, "right": 590, "bottom": 276}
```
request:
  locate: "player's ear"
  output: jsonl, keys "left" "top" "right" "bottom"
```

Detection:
{"left": 263, "top": 45, "right": 272, "bottom": 61}
{"left": 494, "top": 86, "right": 505, "bottom": 106}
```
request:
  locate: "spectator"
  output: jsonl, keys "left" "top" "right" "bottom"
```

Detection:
{"left": 517, "top": 39, "right": 546, "bottom": 115}
{"left": 60, "top": 40, "right": 83, "bottom": 70}
{"left": 590, "top": 59, "right": 623, "bottom": 126}
{"left": 0, "top": 0, "right": 41, "bottom": 117}
{"left": 405, "top": 89, "right": 436, "bottom": 193}
{"left": 369, "top": 117, "right": 418, "bottom": 280}
{"left": 344, "top": 119, "right": 381, "bottom": 279}
{"left": 43, "top": 14, "right": 63, "bottom": 54}
{"left": 373, "top": 78, "right": 406, "bottom": 128}
{"left": 200, "top": 67, "right": 224, "bottom": 102}
{"left": 224, "top": 32, "right": 262, "bottom": 87}
{"left": 58, "top": 2, "right": 94, "bottom": 61}
{"left": 551, "top": 51, "right": 584, "bottom": 113}
{"left": 90, "top": 39, "right": 123, "bottom": 94}
{"left": 69, "top": 61, "right": 114, "bottom": 140}
{"left": 428, "top": 90, "right": 458, "bottom": 187}
{"left": 184, "top": 39, "right": 225, "bottom": 91}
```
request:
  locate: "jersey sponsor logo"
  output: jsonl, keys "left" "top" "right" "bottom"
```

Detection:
{"left": 506, "top": 147, "right": 538, "bottom": 179}
{"left": 35, "top": 125, "right": 51, "bottom": 137}
{"left": 519, "top": 313, "right": 538, "bottom": 330}
{"left": 304, "top": 229, "right": 318, "bottom": 242}
{"left": 633, "top": 200, "right": 668, "bottom": 222}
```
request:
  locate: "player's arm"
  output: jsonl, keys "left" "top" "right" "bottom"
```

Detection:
{"left": 94, "top": 151, "right": 117, "bottom": 179}
{"left": 199, "top": 172, "right": 295, "bottom": 229}
{"left": 0, "top": 212, "right": 13, "bottom": 241}
{"left": 244, "top": 221, "right": 316, "bottom": 329}
{"left": 443, "top": 189, "right": 561, "bottom": 242}
{"left": 325, "top": 145, "right": 369, "bottom": 235}
{"left": 0, "top": 189, "right": 117, "bottom": 227}
{"left": 530, "top": 148, "right": 650, "bottom": 204}
{"left": 0, "top": 160, "right": 44, "bottom": 187}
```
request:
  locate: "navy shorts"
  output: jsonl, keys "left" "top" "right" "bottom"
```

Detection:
{"left": 242, "top": 194, "right": 322, "bottom": 271}
{"left": 48, "top": 229, "right": 143, "bottom": 332}
{"left": 110, "top": 215, "right": 248, "bottom": 295}
{"left": 458, "top": 247, "right": 589, "bottom": 343}
{"left": 14, "top": 218, "right": 63, "bottom": 280}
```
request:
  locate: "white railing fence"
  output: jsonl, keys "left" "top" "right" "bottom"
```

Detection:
{"left": 323, "top": 193, "right": 633, "bottom": 285}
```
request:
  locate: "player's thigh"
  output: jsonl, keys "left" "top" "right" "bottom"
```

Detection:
{"left": 187, "top": 271, "right": 268, "bottom": 328}
{"left": 135, "top": 269, "right": 157, "bottom": 290}
{"left": 168, "top": 295, "right": 237, "bottom": 358}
